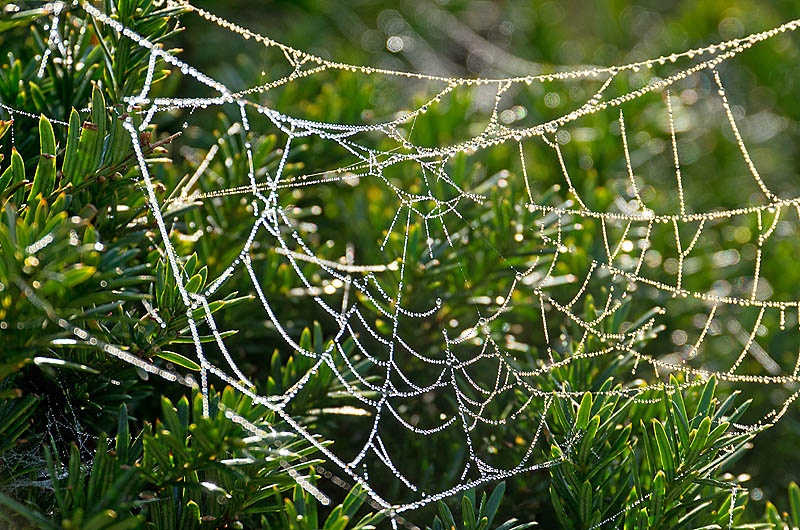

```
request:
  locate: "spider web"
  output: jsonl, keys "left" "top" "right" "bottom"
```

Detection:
{"left": 26, "top": 2, "right": 800, "bottom": 526}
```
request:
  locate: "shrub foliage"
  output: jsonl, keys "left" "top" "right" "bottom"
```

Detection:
{"left": 1, "top": 1, "right": 799, "bottom": 529}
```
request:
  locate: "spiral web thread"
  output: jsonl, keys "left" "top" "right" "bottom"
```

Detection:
{"left": 16, "top": 2, "right": 800, "bottom": 526}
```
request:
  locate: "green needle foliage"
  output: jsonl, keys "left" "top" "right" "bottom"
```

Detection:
{"left": 2, "top": 1, "right": 800, "bottom": 529}
{"left": 548, "top": 377, "right": 759, "bottom": 529}
{"left": 427, "top": 483, "right": 536, "bottom": 530}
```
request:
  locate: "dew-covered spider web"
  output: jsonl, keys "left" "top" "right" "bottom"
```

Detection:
{"left": 22, "top": 2, "right": 800, "bottom": 526}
